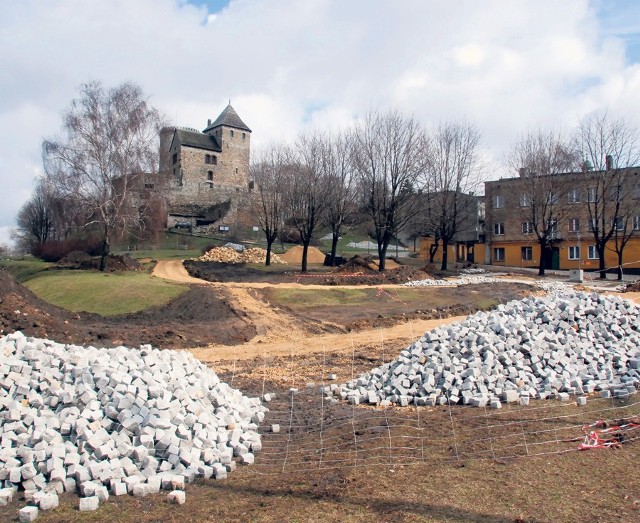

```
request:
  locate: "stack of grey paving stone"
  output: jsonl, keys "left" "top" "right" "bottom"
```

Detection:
{"left": 331, "top": 292, "right": 640, "bottom": 408}
{"left": 0, "top": 332, "right": 266, "bottom": 518}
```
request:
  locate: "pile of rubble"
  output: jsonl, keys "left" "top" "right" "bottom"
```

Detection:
{"left": 329, "top": 291, "right": 640, "bottom": 408}
{"left": 195, "top": 247, "right": 286, "bottom": 264}
{"left": 0, "top": 332, "right": 267, "bottom": 517}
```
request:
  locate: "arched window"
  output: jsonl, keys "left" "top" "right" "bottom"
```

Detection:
{"left": 211, "top": 155, "right": 217, "bottom": 165}
{"left": 205, "top": 154, "right": 210, "bottom": 164}
{"left": 207, "top": 171, "right": 213, "bottom": 182}
{"left": 230, "top": 130, "right": 234, "bottom": 138}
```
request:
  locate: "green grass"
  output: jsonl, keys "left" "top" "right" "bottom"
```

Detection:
{"left": 23, "top": 271, "right": 188, "bottom": 316}
{"left": 0, "top": 258, "right": 51, "bottom": 282}
{"left": 267, "top": 288, "right": 377, "bottom": 308}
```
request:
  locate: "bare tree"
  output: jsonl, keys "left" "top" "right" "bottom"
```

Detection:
{"left": 422, "top": 122, "right": 483, "bottom": 270}
{"left": 507, "top": 130, "right": 579, "bottom": 276}
{"left": 42, "top": 81, "right": 164, "bottom": 270}
{"left": 250, "top": 144, "right": 289, "bottom": 266}
{"left": 353, "top": 110, "right": 425, "bottom": 271}
{"left": 284, "top": 133, "right": 331, "bottom": 272}
{"left": 574, "top": 112, "right": 640, "bottom": 278}
{"left": 15, "top": 178, "right": 57, "bottom": 249}
{"left": 320, "top": 131, "right": 359, "bottom": 266}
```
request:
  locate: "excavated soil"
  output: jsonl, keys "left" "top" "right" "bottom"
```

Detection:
{"left": 0, "top": 268, "right": 255, "bottom": 348}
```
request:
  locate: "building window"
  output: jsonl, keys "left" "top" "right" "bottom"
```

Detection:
{"left": 634, "top": 216, "right": 640, "bottom": 230}
{"left": 568, "top": 189, "right": 580, "bottom": 203}
{"left": 608, "top": 185, "right": 621, "bottom": 202}
{"left": 588, "top": 219, "right": 596, "bottom": 232}
{"left": 548, "top": 191, "right": 559, "bottom": 205}
{"left": 172, "top": 153, "right": 178, "bottom": 164}
{"left": 207, "top": 171, "right": 213, "bottom": 182}
{"left": 494, "top": 223, "right": 505, "bottom": 235}
{"left": 588, "top": 245, "right": 599, "bottom": 259}
{"left": 494, "top": 195, "right": 504, "bottom": 209}
{"left": 568, "top": 218, "right": 580, "bottom": 232}
{"left": 242, "top": 132, "right": 246, "bottom": 140}
{"left": 493, "top": 248, "right": 505, "bottom": 262}
{"left": 568, "top": 246, "right": 580, "bottom": 260}
{"left": 212, "top": 155, "right": 217, "bottom": 165}
{"left": 587, "top": 187, "right": 598, "bottom": 203}
{"left": 612, "top": 217, "right": 625, "bottom": 231}
{"left": 522, "top": 222, "right": 534, "bottom": 235}
{"left": 205, "top": 154, "right": 210, "bottom": 164}
{"left": 521, "top": 247, "right": 533, "bottom": 261}
{"left": 230, "top": 130, "right": 234, "bottom": 138}
{"left": 520, "top": 193, "right": 531, "bottom": 207}
{"left": 548, "top": 219, "right": 558, "bottom": 238}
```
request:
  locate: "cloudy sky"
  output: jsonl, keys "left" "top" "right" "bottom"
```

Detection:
{"left": 2, "top": 0, "right": 640, "bottom": 246}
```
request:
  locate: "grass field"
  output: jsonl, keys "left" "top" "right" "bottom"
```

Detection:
{"left": 0, "top": 258, "right": 52, "bottom": 282}
{"left": 23, "top": 271, "right": 188, "bottom": 316}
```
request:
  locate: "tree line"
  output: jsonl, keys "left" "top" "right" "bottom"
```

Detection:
{"left": 15, "top": 80, "right": 640, "bottom": 276}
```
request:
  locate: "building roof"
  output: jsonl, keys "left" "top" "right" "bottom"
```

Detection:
{"left": 173, "top": 128, "right": 222, "bottom": 152}
{"left": 203, "top": 104, "right": 252, "bottom": 133}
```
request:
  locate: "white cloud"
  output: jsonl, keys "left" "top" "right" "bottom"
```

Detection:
{"left": 1, "top": 0, "right": 640, "bottom": 243}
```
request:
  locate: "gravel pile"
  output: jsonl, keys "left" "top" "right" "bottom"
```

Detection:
{"left": 195, "top": 246, "right": 286, "bottom": 264}
{"left": 0, "top": 332, "right": 266, "bottom": 516}
{"left": 330, "top": 292, "right": 640, "bottom": 408}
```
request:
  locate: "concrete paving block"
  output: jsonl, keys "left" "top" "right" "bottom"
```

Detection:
{"left": 79, "top": 496, "right": 100, "bottom": 511}
{"left": 38, "top": 493, "right": 59, "bottom": 510}
{"left": 167, "top": 490, "right": 186, "bottom": 505}
{"left": 18, "top": 506, "right": 39, "bottom": 522}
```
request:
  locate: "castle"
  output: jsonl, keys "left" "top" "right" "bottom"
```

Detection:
{"left": 157, "top": 103, "right": 255, "bottom": 235}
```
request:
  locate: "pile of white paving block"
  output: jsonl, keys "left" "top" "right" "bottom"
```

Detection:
{"left": 330, "top": 291, "right": 640, "bottom": 408}
{"left": 0, "top": 332, "right": 267, "bottom": 517}
{"left": 403, "top": 274, "right": 571, "bottom": 291}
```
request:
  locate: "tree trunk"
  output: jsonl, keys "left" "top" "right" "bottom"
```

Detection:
{"left": 377, "top": 235, "right": 389, "bottom": 272}
{"left": 429, "top": 241, "right": 439, "bottom": 264}
{"left": 301, "top": 240, "right": 310, "bottom": 273}
{"left": 440, "top": 239, "right": 448, "bottom": 271}
{"left": 265, "top": 239, "right": 273, "bottom": 266}
{"left": 99, "top": 236, "right": 109, "bottom": 272}
{"left": 330, "top": 233, "right": 339, "bottom": 266}
{"left": 598, "top": 246, "right": 607, "bottom": 279}
{"left": 617, "top": 251, "right": 624, "bottom": 281}
{"left": 538, "top": 242, "right": 546, "bottom": 277}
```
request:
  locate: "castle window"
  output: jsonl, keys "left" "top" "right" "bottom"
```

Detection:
{"left": 207, "top": 171, "right": 213, "bottom": 182}
{"left": 172, "top": 153, "right": 177, "bottom": 164}
{"left": 212, "top": 155, "right": 217, "bottom": 165}
{"left": 235, "top": 168, "right": 238, "bottom": 174}
{"left": 242, "top": 133, "right": 246, "bottom": 140}
{"left": 205, "top": 154, "right": 211, "bottom": 164}
{"left": 230, "top": 130, "right": 234, "bottom": 138}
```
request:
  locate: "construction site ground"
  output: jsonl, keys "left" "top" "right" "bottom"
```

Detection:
{"left": 1, "top": 260, "right": 639, "bottom": 522}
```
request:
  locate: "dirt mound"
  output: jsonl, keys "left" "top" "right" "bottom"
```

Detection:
{"left": 334, "top": 255, "right": 379, "bottom": 274}
{"left": 625, "top": 280, "right": 640, "bottom": 292}
{"left": 383, "top": 265, "right": 431, "bottom": 284}
{"left": 0, "top": 267, "right": 254, "bottom": 348}
{"left": 281, "top": 245, "right": 325, "bottom": 264}
{"left": 57, "top": 253, "right": 143, "bottom": 271}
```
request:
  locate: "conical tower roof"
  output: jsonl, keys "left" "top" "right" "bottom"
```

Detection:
{"left": 203, "top": 103, "right": 251, "bottom": 133}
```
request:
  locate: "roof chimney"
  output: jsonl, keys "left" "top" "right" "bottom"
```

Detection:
{"left": 605, "top": 154, "right": 613, "bottom": 171}
{"left": 208, "top": 119, "right": 211, "bottom": 127}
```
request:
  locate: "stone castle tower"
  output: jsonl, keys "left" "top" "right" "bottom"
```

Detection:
{"left": 159, "top": 104, "right": 254, "bottom": 234}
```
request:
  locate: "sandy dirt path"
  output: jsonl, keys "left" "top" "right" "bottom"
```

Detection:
{"left": 152, "top": 260, "right": 467, "bottom": 361}
{"left": 152, "top": 260, "right": 640, "bottom": 363}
